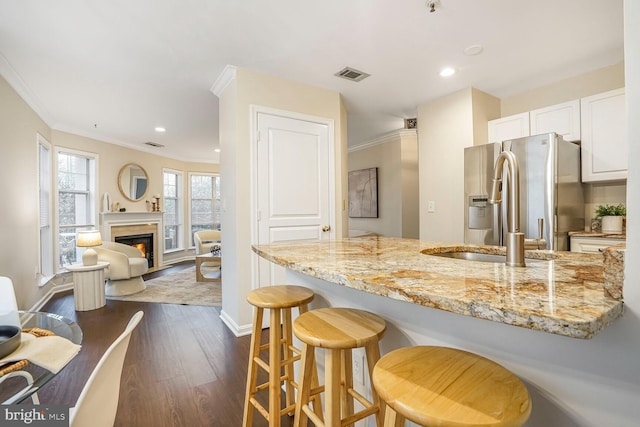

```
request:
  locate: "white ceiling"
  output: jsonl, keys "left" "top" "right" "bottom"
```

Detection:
{"left": 0, "top": 0, "right": 624, "bottom": 163}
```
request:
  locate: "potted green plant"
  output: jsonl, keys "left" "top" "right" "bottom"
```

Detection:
{"left": 595, "top": 204, "right": 626, "bottom": 234}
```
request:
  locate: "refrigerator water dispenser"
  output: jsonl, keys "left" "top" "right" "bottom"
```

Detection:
{"left": 468, "top": 195, "right": 492, "bottom": 229}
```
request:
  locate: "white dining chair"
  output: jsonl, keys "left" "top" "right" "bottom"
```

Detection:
{"left": 0, "top": 276, "right": 40, "bottom": 404}
{"left": 0, "top": 276, "right": 20, "bottom": 327}
{"left": 69, "top": 311, "right": 144, "bottom": 427}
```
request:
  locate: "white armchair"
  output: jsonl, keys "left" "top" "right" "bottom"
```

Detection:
{"left": 95, "top": 242, "right": 149, "bottom": 297}
{"left": 194, "top": 230, "right": 221, "bottom": 255}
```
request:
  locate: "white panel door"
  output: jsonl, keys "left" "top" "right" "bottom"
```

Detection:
{"left": 256, "top": 112, "right": 333, "bottom": 287}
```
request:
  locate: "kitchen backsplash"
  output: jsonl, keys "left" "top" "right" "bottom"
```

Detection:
{"left": 583, "top": 181, "right": 627, "bottom": 231}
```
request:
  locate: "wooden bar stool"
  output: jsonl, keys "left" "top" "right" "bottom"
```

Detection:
{"left": 372, "top": 346, "right": 532, "bottom": 427}
{"left": 293, "top": 307, "right": 387, "bottom": 427}
{"left": 243, "top": 285, "right": 317, "bottom": 427}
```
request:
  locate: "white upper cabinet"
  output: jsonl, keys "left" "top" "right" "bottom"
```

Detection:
{"left": 530, "top": 99, "right": 581, "bottom": 141}
{"left": 488, "top": 112, "right": 530, "bottom": 143}
{"left": 580, "top": 88, "right": 627, "bottom": 182}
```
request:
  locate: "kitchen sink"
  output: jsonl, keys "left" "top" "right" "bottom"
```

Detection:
{"left": 428, "top": 251, "right": 506, "bottom": 263}
{"left": 422, "top": 248, "right": 554, "bottom": 264}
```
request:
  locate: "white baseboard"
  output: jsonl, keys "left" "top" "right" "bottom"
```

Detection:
{"left": 220, "top": 309, "right": 253, "bottom": 337}
{"left": 28, "top": 282, "right": 74, "bottom": 312}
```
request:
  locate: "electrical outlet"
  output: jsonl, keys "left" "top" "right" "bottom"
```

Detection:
{"left": 428, "top": 200, "right": 436, "bottom": 212}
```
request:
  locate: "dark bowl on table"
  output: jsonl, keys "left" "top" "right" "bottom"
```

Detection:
{"left": 0, "top": 325, "right": 21, "bottom": 359}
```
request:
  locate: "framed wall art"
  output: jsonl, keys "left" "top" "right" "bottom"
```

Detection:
{"left": 348, "top": 167, "right": 378, "bottom": 218}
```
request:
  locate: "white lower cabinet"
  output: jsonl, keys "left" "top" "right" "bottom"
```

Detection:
{"left": 570, "top": 236, "right": 625, "bottom": 253}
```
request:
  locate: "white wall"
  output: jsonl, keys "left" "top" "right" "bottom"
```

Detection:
{"left": 0, "top": 75, "right": 52, "bottom": 308}
{"left": 348, "top": 129, "right": 418, "bottom": 238}
{"left": 400, "top": 134, "right": 420, "bottom": 238}
{"left": 623, "top": 0, "right": 640, "bottom": 410}
{"left": 501, "top": 62, "right": 625, "bottom": 116}
{"left": 418, "top": 88, "right": 475, "bottom": 242}
{"left": 472, "top": 87, "right": 501, "bottom": 145}
{"left": 213, "top": 66, "right": 347, "bottom": 335}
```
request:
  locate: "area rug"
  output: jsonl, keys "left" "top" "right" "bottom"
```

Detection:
{"left": 107, "top": 266, "right": 221, "bottom": 306}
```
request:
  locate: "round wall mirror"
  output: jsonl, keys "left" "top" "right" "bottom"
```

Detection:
{"left": 118, "top": 163, "right": 149, "bottom": 202}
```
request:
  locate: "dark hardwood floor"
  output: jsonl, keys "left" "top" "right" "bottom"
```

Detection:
{"left": 36, "top": 262, "right": 297, "bottom": 426}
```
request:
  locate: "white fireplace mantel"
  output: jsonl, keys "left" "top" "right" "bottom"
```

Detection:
{"left": 100, "top": 212, "right": 164, "bottom": 268}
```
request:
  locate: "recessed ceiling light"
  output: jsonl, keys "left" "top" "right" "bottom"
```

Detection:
{"left": 154, "top": 127, "right": 166, "bottom": 132}
{"left": 464, "top": 44, "right": 484, "bottom": 56}
{"left": 439, "top": 67, "right": 456, "bottom": 77}
{"left": 214, "top": 148, "right": 221, "bottom": 153}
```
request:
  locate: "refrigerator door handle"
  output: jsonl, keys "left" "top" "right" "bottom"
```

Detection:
{"left": 538, "top": 218, "right": 544, "bottom": 240}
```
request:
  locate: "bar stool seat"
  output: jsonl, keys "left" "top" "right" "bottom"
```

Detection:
{"left": 243, "top": 285, "right": 316, "bottom": 427}
{"left": 294, "top": 307, "right": 387, "bottom": 427}
{"left": 372, "top": 346, "right": 532, "bottom": 427}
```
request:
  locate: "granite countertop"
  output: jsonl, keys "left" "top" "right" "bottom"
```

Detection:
{"left": 252, "top": 237, "right": 625, "bottom": 339}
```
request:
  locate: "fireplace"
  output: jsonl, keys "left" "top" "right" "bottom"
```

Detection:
{"left": 115, "top": 233, "right": 154, "bottom": 268}
{"left": 100, "top": 212, "right": 163, "bottom": 270}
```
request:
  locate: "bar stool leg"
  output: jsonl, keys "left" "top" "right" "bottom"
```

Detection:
{"left": 294, "top": 342, "right": 316, "bottom": 427}
{"left": 283, "top": 307, "right": 295, "bottom": 415}
{"left": 242, "top": 306, "right": 263, "bottom": 427}
{"left": 298, "top": 303, "right": 324, "bottom": 420}
{"left": 383, "top": 406, "right": 404, "bottom": 427}
{"left": 269, "top": 306, "right": 282, "bottom": 427}
{"left": 365, "top": 341, "right": 384, "bottom": 426}
{"left": 341, "top": 349, "right": 355, "bottom": 426}
{"left": 325, "top": 348, "right": 342, "bottom": 426}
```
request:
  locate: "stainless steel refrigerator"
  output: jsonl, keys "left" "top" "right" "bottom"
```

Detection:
{"left": 464, "top": 132, "right": 584, "bottom": 251}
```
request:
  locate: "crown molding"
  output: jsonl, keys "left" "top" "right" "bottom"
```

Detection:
{"left": 348, "top": 128, "right": 417, "bottom": 152}
{"left": 0, "top": 52, "right": 55, "bottom": 126}
{"left": 210, "top": 65, "right": 237, "bottom": 97}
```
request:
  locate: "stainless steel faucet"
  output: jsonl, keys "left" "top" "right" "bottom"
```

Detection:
{"left": 489, "top": 151, "right": 526, "bottom": 267}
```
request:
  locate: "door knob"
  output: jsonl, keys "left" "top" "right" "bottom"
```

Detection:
{"left": 322, "top": 225, "right": 331, "bottom": 232}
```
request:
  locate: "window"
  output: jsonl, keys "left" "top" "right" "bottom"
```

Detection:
{"left": 163, "top": 169, "right": 183, "bottom": 251}
{"left": 189, "top": 173, "right": 220, "bottom": 246}
{"left": 56, "top": 149, "right": 98, "bottom": 268}
{"left": 37, "top": 134, "right": 53, "bottom": 280}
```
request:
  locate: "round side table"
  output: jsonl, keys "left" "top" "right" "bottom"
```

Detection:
{"left": 66, "top": 261, "right": 109, "bottom": 311}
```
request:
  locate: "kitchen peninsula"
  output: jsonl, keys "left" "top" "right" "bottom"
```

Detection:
{"left": 253, "top": 236, "right": 633, "bottom": 426}
{"left": 253, "top": 236, "right": 623, "bottom": 339}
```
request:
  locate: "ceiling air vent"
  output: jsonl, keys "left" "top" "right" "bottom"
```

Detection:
{"left": 144, "top": 141, "right": 164, "bottom": 148}
{"left": 334, "top": 67, "right": 370, "bottom": 82}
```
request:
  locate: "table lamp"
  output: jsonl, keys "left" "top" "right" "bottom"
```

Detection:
{"left": 77, "top": 230, "right": 102, "bottom": 266}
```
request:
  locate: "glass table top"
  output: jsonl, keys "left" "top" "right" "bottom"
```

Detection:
{"left": 0, "top": 311, "right": 82, "bottom": 404}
